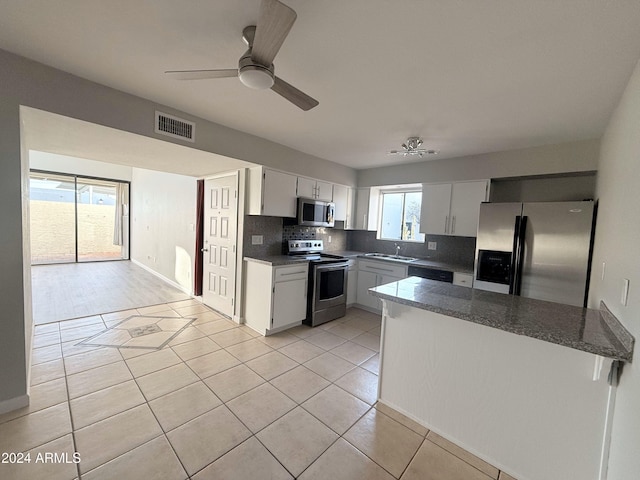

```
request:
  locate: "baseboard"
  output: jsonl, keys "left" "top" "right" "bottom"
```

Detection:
{"left": 0, "top": 394, "right": 29, "bottom": 415}
{"left": 130, "top": 259, "right": 192, "bottom": 296}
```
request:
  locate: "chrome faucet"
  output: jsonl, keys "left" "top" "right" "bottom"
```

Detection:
{"left": 394, "top": 243, "right": 401, "bottom": 257}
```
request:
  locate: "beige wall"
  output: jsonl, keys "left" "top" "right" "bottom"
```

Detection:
{"left": 589, "top": 59, "right": 640, "bottom": 480}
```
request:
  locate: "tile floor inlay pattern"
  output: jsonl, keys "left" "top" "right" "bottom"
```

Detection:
{"left": 78, "top": 315, "right": 195, "bottom": 350}
{"left": 1, "top": 301, "right": 515, "bottom": 480}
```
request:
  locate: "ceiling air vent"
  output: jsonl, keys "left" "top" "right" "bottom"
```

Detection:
{"left": 155, "top": 111, "right": 195, "bottom": 142}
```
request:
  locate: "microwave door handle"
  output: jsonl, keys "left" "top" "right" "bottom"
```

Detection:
{"left": 509, "top": 216, "right": 521, "bottom": 294}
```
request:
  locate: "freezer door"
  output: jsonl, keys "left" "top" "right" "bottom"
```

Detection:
{"left": 520, "top": 201, "right": 594, "bottom": 306}
{"left": 473, "top": 202, "right": 522, "bottom": 294}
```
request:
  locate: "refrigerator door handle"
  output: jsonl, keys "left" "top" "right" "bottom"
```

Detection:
{"left": 513, "top": 216, "right": 528, "bottom": 296}
{"left": 509, "top": 216, "right": 521, "bottom": 294}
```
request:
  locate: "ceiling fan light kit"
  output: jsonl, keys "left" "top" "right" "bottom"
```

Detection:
{"left": 165, "top": 0, "right": 318, "bottom": 110}
{"left": 238, "top": 62, "right": 275, "bottom": 90}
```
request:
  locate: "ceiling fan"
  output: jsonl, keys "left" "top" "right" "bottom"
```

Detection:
{"left": 388, "top": 137, "right": 439, "bottom": 158}
{"left": 165, "top": 0, "right": 318, "bottom": 111}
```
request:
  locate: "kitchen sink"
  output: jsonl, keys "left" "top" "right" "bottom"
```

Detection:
{"left": 363, "top": 252, "right": 418, "bottom": 263}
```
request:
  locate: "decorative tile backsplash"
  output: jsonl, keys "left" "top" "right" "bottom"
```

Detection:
{"left": 347, "top": 230, "right": 476, "bottom": 268}
{"left": 242, "top": 213, "right": 473, "bottom": 265}
{"left": 283, "top": 225, "right": 317, "bottom": 240}
{"left": 242, "top": 215, "right": 348, "bottom": 257}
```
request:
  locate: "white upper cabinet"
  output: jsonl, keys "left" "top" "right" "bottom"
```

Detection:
{"left": 420, "top": 181, "right": 488, "bottom": 237}
{"left": 420, "top": 183, "right": 452, "bottom": 235}
{"left": 247, "top": 167, "right": 298, "bottom": 217}
{"left": 333, "top": 184, "right": 348, "bottom": 221}
{"left": 297, "top": 177, "right": 333, "bottom": 201}
{"left": 449, "top": 181, "right": 489, "bottom": 236}
{"left": 352, "top": 187, "right": 380, "bottom": 231}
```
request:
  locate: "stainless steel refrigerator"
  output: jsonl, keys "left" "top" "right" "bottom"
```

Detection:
{"left": 473, "top": 201, "right": 595, "bottom": 307}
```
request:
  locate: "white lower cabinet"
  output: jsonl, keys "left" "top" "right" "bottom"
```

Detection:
{"left": 346, "top": 259, "right": 358, "bottom": 306}
{"left": 356, "top": 259, "right": 407, "bottom": 312}
{"left": 356, "top": 270, "right": 379, "bottom": 311}
{"left": 244, "top": 261, "right": 308, "bottom": 335}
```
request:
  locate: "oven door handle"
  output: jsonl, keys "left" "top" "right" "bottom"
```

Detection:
{"left": 315, "top": 262, "right": 349, "bottom": 271}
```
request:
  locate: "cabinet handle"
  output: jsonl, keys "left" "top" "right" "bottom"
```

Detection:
{"left": 452, "top": 215, "right": 456, "bottom": 234}
{"left": 363, "top": 214, "right": 367, "bottom": 229}
{"left": 445, "top": 215, "right": 449, "bottom": 234}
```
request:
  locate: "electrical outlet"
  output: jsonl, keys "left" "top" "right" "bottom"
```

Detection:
{"left": 621, "top": 279, "right": 630, "bottom": 306}
{"left": 427, "top": 241, "right": 437, "bottom": 250}
{"left": 328, "top": 235, "right": 332, "bottom": 243}
{"left": 251, "top": 235, "right": 264, "bottom": 245}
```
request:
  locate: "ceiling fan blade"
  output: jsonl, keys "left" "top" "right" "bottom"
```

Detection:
{"left": 165, "top": 69, "right": 237, "bottom": 80}
{"left": 251, "top": 0, "right": 297, "bottom": 66}
{"left": 271, "top": 76, "right": 318, "bottom": 111}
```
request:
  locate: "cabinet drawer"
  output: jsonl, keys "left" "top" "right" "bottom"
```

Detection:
{"left": 358, "top": 259, "right": 407, "bottom": 278}
{"left": 274, "top": 264, "right": 308, "bottom": 282}
{"left": 453, "top": 272, "right": 473, "bottom": 287}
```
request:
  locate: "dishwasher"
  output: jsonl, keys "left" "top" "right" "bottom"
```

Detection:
{"left": 407, "top": 265, "right": 453, "bottom": 283}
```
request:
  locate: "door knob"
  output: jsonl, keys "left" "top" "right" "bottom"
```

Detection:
{"left": 201, "top": 248, "right": 209, "bottom": 252}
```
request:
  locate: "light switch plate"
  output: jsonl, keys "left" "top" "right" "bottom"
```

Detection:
{"left": 601, "top": 262, "right": 606, "bottom": 281}
{"left": 251, "top": 235, "right": 264, "bottom": 245}
{"left": 427, "top": 242, "right": 437, "bottom": 250}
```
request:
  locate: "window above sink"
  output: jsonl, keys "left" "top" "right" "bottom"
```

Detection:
{"left": 377, "top": 186, "right": 425, "bottom": 243}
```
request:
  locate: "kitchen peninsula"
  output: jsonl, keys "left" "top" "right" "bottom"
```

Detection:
{"left": 370, "top": 277, "right": 633, "bottom": 480}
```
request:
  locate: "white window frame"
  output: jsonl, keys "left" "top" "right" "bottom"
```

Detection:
{"left": 376, "top": 187, "right": 425, "bottom": 243}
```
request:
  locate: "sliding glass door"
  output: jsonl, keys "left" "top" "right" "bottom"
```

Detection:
{"left": 29, "top": 171, "right": 130, "bottom": 265}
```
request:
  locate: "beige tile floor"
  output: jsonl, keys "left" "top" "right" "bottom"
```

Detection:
{"left": 0, "top": 301, "right": 518, "bottom": 480}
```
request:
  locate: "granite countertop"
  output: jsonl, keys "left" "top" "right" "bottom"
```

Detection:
{"left": 243, "top": 255, "right": 310, "bottom": 266}
{"left": 370, "top": 276, "right": 634, "bottom": 362}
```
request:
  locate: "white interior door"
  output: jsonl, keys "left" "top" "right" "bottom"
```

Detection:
{"left": 203, "top": 174, "right": 238, "bottom": 317}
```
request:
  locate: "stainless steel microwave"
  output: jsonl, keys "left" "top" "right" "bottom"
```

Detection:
{"left": 297, "top": 197, "right": 335, "bottom": 227}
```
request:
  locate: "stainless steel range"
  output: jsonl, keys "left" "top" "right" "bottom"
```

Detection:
{"left": 287, "top": 240, "right": 348, "bottom": 327}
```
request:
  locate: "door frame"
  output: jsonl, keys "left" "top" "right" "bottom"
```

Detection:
{"left": 197, "top": 169, "right": 246, "bottom": 323}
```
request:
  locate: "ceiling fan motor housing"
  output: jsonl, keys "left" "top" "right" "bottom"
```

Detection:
{"left": 238, "top": 49, "right": 275, "bottom": 89}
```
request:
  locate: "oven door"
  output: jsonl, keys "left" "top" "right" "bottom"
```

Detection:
{"left": 313, "top": 262, "right": 348, "bottom": 310}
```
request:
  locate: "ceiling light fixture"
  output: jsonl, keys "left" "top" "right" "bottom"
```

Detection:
{"left": 388, "top": 137, "right": 439, "bottom": 158}
{"left": 238, "top": 62, "right": 275, "bottom": 90}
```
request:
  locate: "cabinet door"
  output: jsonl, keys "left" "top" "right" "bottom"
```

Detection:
{"left": 420, "top": 183, "right": 452, "bottom": 235}
{"left": 315, "top": 181, "right": 333, "bottom": 202}
{"left": 346, "top": 264, "right": 357, "bottom": 305}
{"left": 355, "top": 188, "right": 371, "bottom": 230}
{"left": 356, "top": 270, "right": 379, "bottom": 310}
{"left": 333, "top": 184, "right": 348, "bottom": 221}
{"left": 344, "top": 187, "right": 355, "bottom": 229}
{"left": 296, "top": 177, "right": 316, "bottom": 198}
{"left": 262, "top": 169, "right": 298, "bottom": 217}
{"left": 449, "top": 181, "right": 488, "bottom": 237}
{"left": 272, "top": 279, "right": 307, "bottom": 329}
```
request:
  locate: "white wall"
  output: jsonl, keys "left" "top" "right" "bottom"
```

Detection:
{"left": 358, "top": 138, "right": 600, "bottom": 187}
{"left": 29, "top": 150, "right": 133, "bottom": 181}
{"left": 589, "top": 59, "right": 640, "bottom": 479}
{"left": 130, "top": 168, "right": 197, "bottom": 294}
